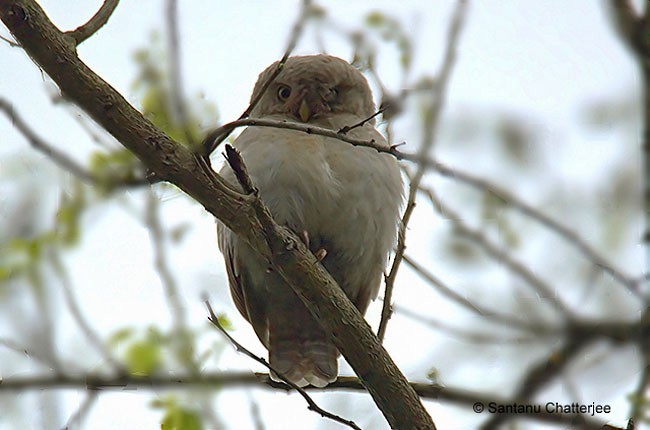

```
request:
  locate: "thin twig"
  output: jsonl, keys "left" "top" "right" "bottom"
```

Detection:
{"left": 423, "top": 182, "right": 574, "bottom": 316}
{"left": 49, "top": 249, "right": 123, "bottom": 371}
{"left": 204, "top": 301, "right": 362, "bottom": 430}
{"left": 0, "top": 98, "right": 96, "bottom": 183}
{"left": 0, "top": 32, "right": 19, "bottom": 47}
{"left": 165, "top": 0, "right": 196, "bottom": 148}
{"left": 377, "top": 0, "right": 469, "bottom": 342}
{"left": 65, "top": 0, "right": 120, "bottom": 45}
{"left": 145, "top": 190, "right": 197, "bottom": 371}
{"left": 0, "top": 97, "right": 152, "bottom": 188}
{"left": 248, "top": 394, "right": 266, "bottom": 430}
{"left": 202, "top": 0, "right": 312, "bottom": 155}
{"left": 402, "top": 254, "right": 555, "bottom": 333}
{"left": 628, "top": 306, "right": 650, "bottom": 421}
{"left": 430, "top": 159, "right": 645, "bottom": 298}
{"left": 337, "top": 105, "right": 388, "bottom": 134}
{"left": 391, "top": 303, "right": 543, "bottom": 344}
{"left": 60, "top": 391, "right": 98, "bottom": 430}
{"left": 479, "top": 336, "right": 595, "bottom": 430}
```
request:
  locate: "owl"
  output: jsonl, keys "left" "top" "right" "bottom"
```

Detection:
{"left": 217, "top": 55, "right": 403, "bottom": 387}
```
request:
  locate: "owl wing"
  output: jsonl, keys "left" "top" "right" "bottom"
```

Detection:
{"left": 218, "top": 220, "right": 337, "bottom": 387}
{"left": 217, "top": 222, "right": 270, "bottom": 348}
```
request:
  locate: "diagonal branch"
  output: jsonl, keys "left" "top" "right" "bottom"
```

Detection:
{"left": 0, "top": 97, "right": 152, "bottom": 188}
{"left": 0, "top": 97, "right": 96, "bottom": 183}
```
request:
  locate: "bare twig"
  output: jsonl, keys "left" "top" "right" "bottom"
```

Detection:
{"left": 628, "top": 306, "right": 650, "bottom": 422}
{"left": 479, "top": 336, "right": 595, "bottom": 430}
{"left": 65, "top": 0, "right": 120, "bottom": 45}
{"left": 60, "top": 391, "right": 98, "bottom": 430}
{"left": 390, "top": 303, "right": 543, "bottom": 344}
{"left": 145, "top": 190, "right": 197, "bottom": 371}
{"left": 248, "top": 394, "right": 266, "bottom": 430}
{"left": 403, "top": 254, "right": 484, "bottom": 315}
{"left": 224, "top": 144, "right": 257, "bottom": 195}
{"left": 337, "top": 105, "right": 389, "bottom": 134}
{"left": 402, "top": 254, "right": 555, "bottom": 333}
{"left": 0, "top": 338, "right": 66, "bottom": 370}
{"left": 0, "top": 98, "right": 96, "bottom": 183}
{"left": 423, "top": 182, "right": 573, "bottom": 316}
{"left": 0, "top": 97, "right": 152, "bottom": 188}
{"left": 205, "top": 301, "right": 362, "bottom": 430}
{"left": 608, "top": 1, "right": 650, "bottom": 307}
{"left": 164, "top": 0, "right": 196, "bottom": 148}
{"left": 377, "top": 0, "right": 469, "bottom": 341}
{"left": 202, "top": 0, "right": 312, "bottom": 155}
{"left": 0, "top": 32, "right": 18, "bottom": 46}
{"left": 49, "top": 249, "right": 123, "bottom": 371}
{"left": 430, "top": 158, "right": 645, "bottom": 298}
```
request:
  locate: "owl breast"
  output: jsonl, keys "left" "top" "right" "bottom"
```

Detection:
{"left": 224, "top": 120, "right": 403, "bottom": 307}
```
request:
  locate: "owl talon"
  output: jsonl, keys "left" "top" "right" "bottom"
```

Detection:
{"left": 314, "top": 248, "right": 327, "bottom": 262}
{"left": 300, "top": 230, "right": 310, "bottom": 247}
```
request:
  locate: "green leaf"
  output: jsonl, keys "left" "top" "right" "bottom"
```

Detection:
{"left": 55, "top": 184, "right": 85, "bottom": 245}
{"left": 125, "top": 339, "right": 162, "bottom": 376}
{"left": 365, "top": 11, "right": 385, "bottom": 27}
{"left": 161, "top": 407, "right": 202, "bottom": 430}
{"left": 154, "top": 397, "right": 203, "bottom": 430}
{"left": 107, "top": 327, "right": 134, "bottom": 348}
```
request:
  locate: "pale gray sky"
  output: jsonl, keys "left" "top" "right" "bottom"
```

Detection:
{"left": 0, "top": 1, "right": 643, "bottom": 429}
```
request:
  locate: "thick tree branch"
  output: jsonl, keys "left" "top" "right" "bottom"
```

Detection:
{"left": 0, "top": 1, "right": 435, "bottom": 428}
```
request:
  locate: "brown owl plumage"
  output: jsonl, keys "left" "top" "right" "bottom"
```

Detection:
{"left": 217, "top": 55, "right": 403, "bottom": 387}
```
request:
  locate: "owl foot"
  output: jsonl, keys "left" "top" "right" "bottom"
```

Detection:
{"left": 313, "top": 248, "right": 327, "bottom": 262}
{"left": 299, "top": 230, "right": 327, "bottom": 262}
{"left": 300, "top": 230, "right": 310, "bottom": 248}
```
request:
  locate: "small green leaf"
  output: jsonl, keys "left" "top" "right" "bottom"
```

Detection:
{"left": 108, "top": 327, "right": 134, "bottom": 348}
{"left": 161, "top": 408, "right": 202, "bottom": 430}
{"left": 125, "top": 339, "right": 162, "bottom": 376}
{"left": 366, "top": 11, "right": 385, "bottom": 27}
{"left": 216, "top": 313, "right": 233, "bottom": 330}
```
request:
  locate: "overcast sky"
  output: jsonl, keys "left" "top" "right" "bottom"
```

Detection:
{"left": 0, "top": 1, "right": 643, "bottom": 429}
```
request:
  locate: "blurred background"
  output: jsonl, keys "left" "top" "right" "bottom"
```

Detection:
{"left": 0, "top": 1, "right": 646, "bottom": 429}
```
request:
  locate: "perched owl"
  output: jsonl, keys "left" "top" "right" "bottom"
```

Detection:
{"left": 217, "top": 55, "right": 403, "bottom": 387}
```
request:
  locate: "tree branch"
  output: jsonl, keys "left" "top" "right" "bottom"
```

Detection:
{"left": 0, "top": 1, "right": 435, "bottom": 428}
{"left": 0, "top": 372, "right": 617, "bottom": 429}
{"left": 66, "top": 0, "right": 119, "bottom": 45}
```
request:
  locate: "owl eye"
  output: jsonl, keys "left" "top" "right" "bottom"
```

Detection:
{"left": 277, "top": 85, "right": 292, "bottom": 101}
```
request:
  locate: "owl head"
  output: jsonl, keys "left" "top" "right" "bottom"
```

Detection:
{"left": 249, "top": 55, "right": 376, "bottom": 123}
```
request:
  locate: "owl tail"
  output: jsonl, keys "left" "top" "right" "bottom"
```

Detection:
{"left": 269, "top": 337, "right": 338, "bottom": 388}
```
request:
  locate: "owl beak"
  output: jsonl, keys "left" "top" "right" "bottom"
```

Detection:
{"left": 298, "top": 98, "right": 311, "bottom": 122}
